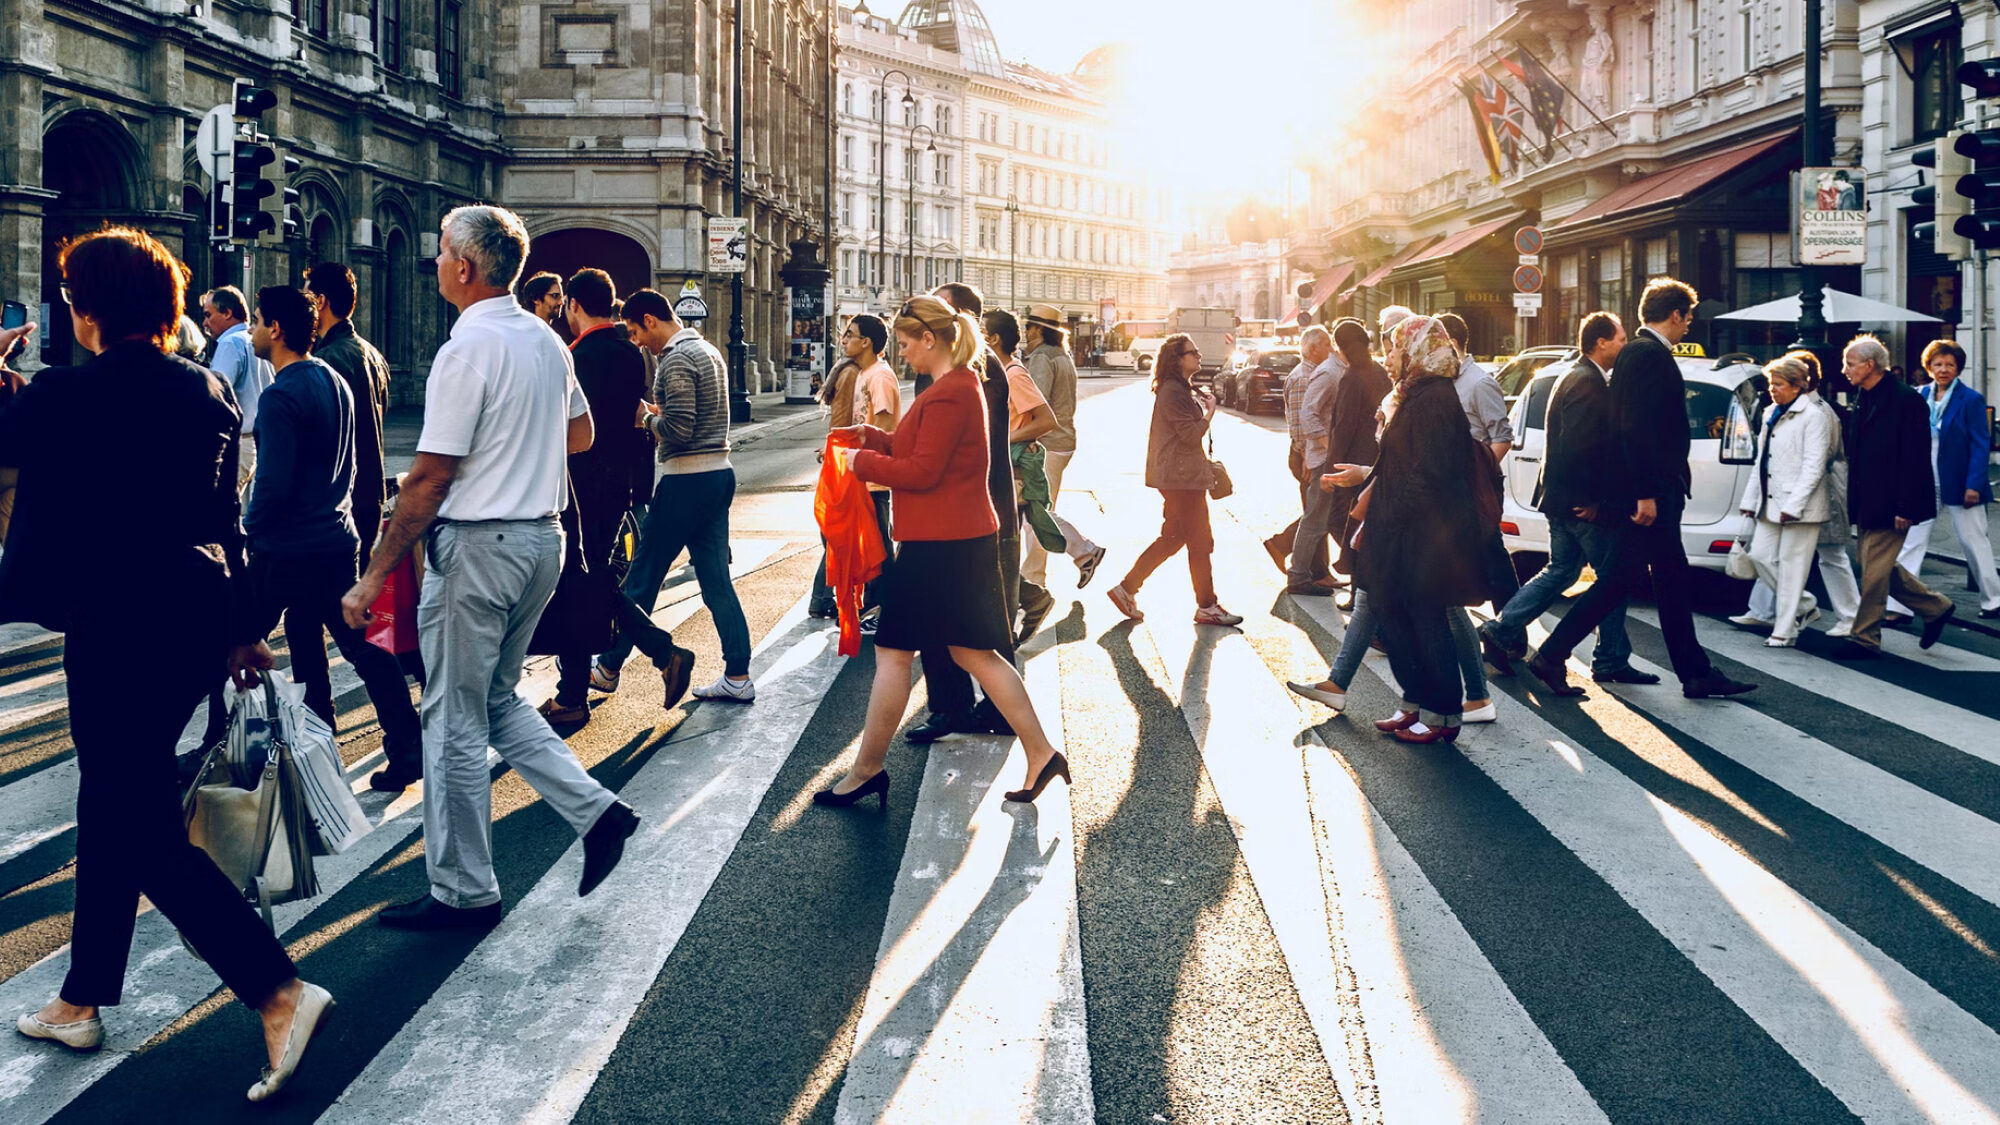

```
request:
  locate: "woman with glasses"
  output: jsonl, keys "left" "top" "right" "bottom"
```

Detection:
{"left": 3, "top": 228, "right": 331, "bottom": 1099}
{"left": 1105, "top": 333, "right": 1244, "bottom": 627}
{"left": 818, "top": 296, "right": 1070, "bottom": 807}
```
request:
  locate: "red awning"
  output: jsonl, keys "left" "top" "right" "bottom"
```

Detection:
{"left": 1357, "top": 237, "right": 1440, "bottom": 289}
{"left": 1396, "top": 212, "right": 1526, "bottom": 269}
{"left": 1304, "top": 264, "right": 1355, "bottom": 312}
{"left": 1548, "top": 134, "right": 1793, "bottom": 231}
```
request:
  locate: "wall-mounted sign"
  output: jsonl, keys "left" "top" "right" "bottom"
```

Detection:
{"left": 708, "top": 217, "right": 748, "bottom": 273}
{"left": 1794, "top": 168, "right": 1866, "bottom": 266}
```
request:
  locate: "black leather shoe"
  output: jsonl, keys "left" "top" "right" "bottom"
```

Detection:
{"left": 1980, "top": 606, "right": 2000, "bottom": 620}
{"left": 369, "top": 763, "right": 424, "bottom": 793}
{"left": 906, "top": 711, "right": 975, "bottom": 744}
{"left": 1593, "top": 666, "right": 1662, "bottom": 685}
{"left": 1920, "top": 605, "right": 1956, "bottom": 650}
{"left": 378, "top": 894, "right": 501, "bottom": 930}
{"left": 971, "top": 700, "right": 1014, "bottom": 736}
{"left": 1475, "top": 622, "right": 1518, "bottom": 675}
{"left": 1831, "top": 641, "right": 1882, "bottom": 660}
{"left": 579, "top": 801, "right": 639, "bottom": 897}
{"left": 1682, "top": 674, "right": 1757, "bottom": 699}
{"left": 1524, "top": 651, "right": 1585, "bottom": 697}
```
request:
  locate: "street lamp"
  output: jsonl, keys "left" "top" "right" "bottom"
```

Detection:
{"left": 907, "top": 123, "right": 935, "bottom": 293}
{"left": 1006, "top": 193, "right": 1020, "bottom": 313}
{"left": 1790, "top": 0, "right": 1827, "bottom": 359}
{"left": 876, "top": 68, "right": 913, "bottom": 310}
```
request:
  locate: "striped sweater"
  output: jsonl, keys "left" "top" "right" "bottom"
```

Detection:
{"left": 649, "top": 328, "right": 733, "bottom": 473}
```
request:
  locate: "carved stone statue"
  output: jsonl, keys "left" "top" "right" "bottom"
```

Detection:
{"left": 1579, "top": 8, "right": 1615, "bottom": 116}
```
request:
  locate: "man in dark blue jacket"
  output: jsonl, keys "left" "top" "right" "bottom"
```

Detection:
{"left": 233, "top": 285, "right": 423, "bottom": 787}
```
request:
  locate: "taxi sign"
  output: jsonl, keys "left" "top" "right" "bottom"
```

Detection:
{"left": 1670, "top": 342, "right": 1707, "bottom": 358}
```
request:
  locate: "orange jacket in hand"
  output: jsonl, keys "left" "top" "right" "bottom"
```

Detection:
{"left": 815, "top": 432, "right": 888, "bottom": 656}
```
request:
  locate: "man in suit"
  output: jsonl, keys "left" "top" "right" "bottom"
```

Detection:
{"left": 1480, "top": 312, "right": 1656, "bottom": 684}
{"left": 1527, "top": 279, "right": 1755, "bottom": 699}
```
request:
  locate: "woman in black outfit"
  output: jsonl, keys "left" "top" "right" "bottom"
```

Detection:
{"left": 1, "top": 228, "right": 331, "bottom": 1101}
{"left": 1353, "top": 315, "right": 1505, "bottom": 743}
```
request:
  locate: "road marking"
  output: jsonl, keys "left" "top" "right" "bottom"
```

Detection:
{"left": 832, "top": 634, "right": 1094, "bottom": 1125}
{"left": 319, "top": 599, "right": 848, "bottom": 1125}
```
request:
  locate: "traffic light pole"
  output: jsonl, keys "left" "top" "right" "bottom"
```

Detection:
{"left": 1791, "top": 0, "right": 1828, "bottom": 356}
{"left": 727, "top": 0, "right": 751, "bottom": 424}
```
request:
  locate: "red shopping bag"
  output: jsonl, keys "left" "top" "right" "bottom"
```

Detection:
{"left": 365, "top": 553, "right": 421, "bottom": 655}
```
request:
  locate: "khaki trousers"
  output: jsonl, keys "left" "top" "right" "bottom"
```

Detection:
{"left": 1851, "top": 527, "right": 1952, "bottom": 650}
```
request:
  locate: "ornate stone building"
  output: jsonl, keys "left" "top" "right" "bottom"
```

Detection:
{"left": 1, "top": 0, "right": 831, "bottom": 397}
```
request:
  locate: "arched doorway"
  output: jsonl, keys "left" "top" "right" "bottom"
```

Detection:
{"left": 379, "top": 227, "right": 412, "bottom": 370}
{"left": 521, "top": 227, "right": 653, "bottom": 303}
{"left": 40, "top": 112, "right": 143, "bottom": 366}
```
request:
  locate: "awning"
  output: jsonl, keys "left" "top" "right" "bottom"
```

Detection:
{"left": 1303, "top": 264, "right": 1355, "bottom": 312}
{"left": 1716, "top": 285, "right": 1943, "bottom": 324}
{"left": 1548, "top": 134, "right": 1793, "bottom": 232}
{"left": 1398, "top": 212, "right": 1526, "bottom": 269}
{"left": 1357, "top": 236, "right": 1441, "bottom": 289}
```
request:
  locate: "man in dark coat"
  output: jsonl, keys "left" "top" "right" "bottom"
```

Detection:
{"left": 1838, "top": 334, "right": 1955, "bottom": 656}
{"left": 304, "top": 263, "right": 390, "bottom": 559}
{"left": 1528, "top": 279, "right": 1754, "bottom": 700}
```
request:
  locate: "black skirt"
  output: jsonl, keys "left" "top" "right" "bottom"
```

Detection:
{"left": 871, "top": 534, "right": 1012, "bottom": 652}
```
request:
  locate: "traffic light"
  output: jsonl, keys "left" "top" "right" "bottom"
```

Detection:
{"left": 231, "top": 139, "right": 278, "bottom": 242}
{"left": 266, "top": 155, "right": 302, "bottom": 245}
{"left": 233, "top": 80, "right": 277, "bottom": 121}
{"left": 1953, "top": 61, "right": 2000, "bottom": 251}
{"left": 1912, "top": 132, "right": 1973, "bottom": 260}
{"left": 1960, "top": 58, "right": 2000, "bottom": 101}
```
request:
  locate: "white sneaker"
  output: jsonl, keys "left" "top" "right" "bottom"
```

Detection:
{"left": 1462, "top": 702, "right": 1498, "bottom": 724}
{"left": 1794, "top": 605, "right": 1821, "bottom": 632}
{"left": 692, "top": 675, "right": 756, "bottom": 703}
{"left": 1107, "top": 584, "right": 1144, "bottom": 622}
{"left": 17, "top": 1011, "right": 103, "bottom": 1051}
{"left": 1827, "top": 619, "right": 1854, "bottom": 638}
{"left": 1194, "top": 604, "right": 1244, "bottom": 627}
{"left": 1286, "top": 681, "right": 1346, "bottom": 711}
{"left": 1727, "top": 613, "right": 1774, "bottom": 629}
{"left": 589, "top": 659, "right": 621, "bottom": 694}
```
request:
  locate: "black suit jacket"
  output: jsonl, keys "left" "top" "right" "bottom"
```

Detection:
{"left": 1538, "top": 359, "right": 1618, "bottom": 519}
{"left": 569, "top": 325, "right": 652, "bottom": 531}
{"left": 1609, "top": 328, "right": 1691, "bottom": 505}
{"left": 313, "top": 320, "right": 391, "bottom": 549}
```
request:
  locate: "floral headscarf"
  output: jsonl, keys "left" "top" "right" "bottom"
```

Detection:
{"left": 1381, "top": 314, "right": 1462, "bottom": 426}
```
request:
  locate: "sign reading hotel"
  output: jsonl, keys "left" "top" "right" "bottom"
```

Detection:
{"left": 1794, "top": 168, "right": 1866, "bottom": 267}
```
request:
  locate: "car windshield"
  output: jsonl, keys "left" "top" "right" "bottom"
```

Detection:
{"left": 1254, "top": 351, "right": 1300, "bottom": 369}
{"left": 1497, "top": 352, "right": 1568, "bottom": 397}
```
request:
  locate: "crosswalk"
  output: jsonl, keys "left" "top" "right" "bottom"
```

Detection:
{"left": 4, "top": 396, "right": 2000, "bottom": 1122}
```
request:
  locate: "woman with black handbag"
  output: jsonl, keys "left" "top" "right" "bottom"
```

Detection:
{"left": 2, "top": 228, "right": 331, "bottom": 1100}
{"left": 1105, "top": 334, "right": 1244, "bottom": 627}
{"left": 1353, "top": 316, "right": 1507, "bottom": 744}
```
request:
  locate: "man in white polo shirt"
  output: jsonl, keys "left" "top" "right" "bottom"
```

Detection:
{"left": 342, "top": 204, "right": 637, "bottom": 931}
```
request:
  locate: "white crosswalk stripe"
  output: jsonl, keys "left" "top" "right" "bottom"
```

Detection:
{"left": 3, "top": 421, "right": 2000, "bottom": 1122}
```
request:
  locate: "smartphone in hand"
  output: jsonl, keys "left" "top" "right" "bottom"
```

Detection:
{"left": 1, "top": 301, "right": 27, "bottom": 363}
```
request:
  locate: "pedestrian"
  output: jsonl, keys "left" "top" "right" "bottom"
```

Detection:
{"left": 1349, "top": 315, "right": 1509, "bottom": 742}
{"left": 987, "top": 308, "right": 1064, "bottom": 643}
{"left": 1263, "top": 324, "right": 1335, "bottom": 579}
{"left": 1437, "top": 312, "right": 1514, "bottom": 710}
{"left": 1887, "top": 339, "right": 2000, "bottom": 620}
{"left": 904, "top": 282, "right": 1021, "bottom": 743}
{"left": 1020, "top": 304, "right": 1109, "bottom": 594}
{"left": 809, "top": 349, "right": 863, "bottom": 620}
{"left": 234, "top": 283, "right": 425, "bottom": 788}
{"left": 1732, "top": 349, "right": 1863, "bottom": 636}
{"left": 846, "top": 313, "right": 902, "bottom": 633}
{"left": 1286, "top": 323, "right": 1349, "bottom": 596}
{"left": 171, "top": 313, "right": 205, "bottom": 361}
{"left": 342, "top": 204, "right": 639, "bottom": 929}
{"left": 1439, "top": 313, "right": 1515, "bottom": 462}
{"left": 817, "top": 295, "right": 1070, "bottom": 807}
{"left": 1734, "top": 354, "right": 1839, "bottom": 647}
{"left": 521, "top": 271, "right": 564, "bottom": 325}
{"left": 4, "top": 228, "right": 330, "bottom": 1099}
{"left": 1835, "top": 334, "right": 1958, "bottom": 657}
{"left": 1479, "top": 312, "right": 1658, "bottom": 684}
{"left": 1105, "top": 334, "right": 1245, "bottom": 627}
{"left": 1526, "top": 278, "right": 1756, "bottom": 699}
{"left": 0, "top": 318, "right": 31, "bottom": 543}
{"left": 304, "top": 263, "right": 392, "bottom": 561}
{"left": 200, "top": 284, "right": 273, "bottom": 491}
{"left": 598, "top": 287, "right": 757, "bottom": 703}
{"left": 538, "top": 271, "right": 694, "bottom": 726}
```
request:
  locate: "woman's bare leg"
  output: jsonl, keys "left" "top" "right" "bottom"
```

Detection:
{"left": 834, "top": 647, "right": 917, "bottom": 793}
{"left": 948, "top": 646, "right": 1060, "bottom": 789}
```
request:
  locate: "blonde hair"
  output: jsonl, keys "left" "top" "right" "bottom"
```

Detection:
{"left": 1765, "top": 355, "right": 1813, "bottom": 391}
{"left": 894, "top": 295, "right": 982, "bottom": 373}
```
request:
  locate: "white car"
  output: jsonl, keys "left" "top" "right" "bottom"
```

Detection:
{"left": 1499, "top": 344, "right": 1768, "bottom": 573}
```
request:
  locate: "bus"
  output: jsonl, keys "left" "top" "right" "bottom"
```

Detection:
{"left": 1101, "top": 318, "right": 1168, "bottom": 371}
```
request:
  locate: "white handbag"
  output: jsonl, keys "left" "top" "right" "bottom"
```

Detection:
{"left": 1724, "top": 537, "right": 1757, "bottom": 581}
{"left": 225, "top": 672, "right": 372, "bottom": 855}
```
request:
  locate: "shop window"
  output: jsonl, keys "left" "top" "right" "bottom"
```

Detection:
{"left": 1909, "top": 27, "right": 1963, "bottom": 143}
{"left": 1645, "top": 238, "right": 1669, "bottom": 277}
{"left": 1733, "top": 231, "right": 1805, "bottom": 305}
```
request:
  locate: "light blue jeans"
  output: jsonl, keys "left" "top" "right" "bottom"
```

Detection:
{"left": 1491, "top": 515, "right": 1632, "bottom": 675}
{"left": 1325, "top": 590, "right": 1488, "bottom": 701}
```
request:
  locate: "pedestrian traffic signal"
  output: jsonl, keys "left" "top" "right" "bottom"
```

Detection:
{"left": 1912, "top": 133, "right": 1973, "bottom": 261}
{"left": 1960, "top": 59, "right": 2000, "bottom": 101}
{"left": 264, "top": 155, "right": 303, "bottom": 245}
{"left": 1952, "top": 128, "right": 2000, "bottom": 251}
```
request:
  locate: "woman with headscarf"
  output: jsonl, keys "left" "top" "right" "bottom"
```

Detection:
{"left": 1350, "top": 315, "right": 1506, "bottom": 742}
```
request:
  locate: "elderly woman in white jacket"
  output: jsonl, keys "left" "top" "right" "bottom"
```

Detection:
{"left": 1738, "top": 354, "right": 1839, "bottom": 647}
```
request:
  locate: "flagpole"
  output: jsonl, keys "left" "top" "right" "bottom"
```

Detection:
{"left": 1512, "top": 45, "right": 1619, "bottom": 141}
{"left": 1485, "top": 52, "right": 1584, "bottom": 158}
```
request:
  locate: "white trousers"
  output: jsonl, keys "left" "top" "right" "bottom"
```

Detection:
{"left": 1748, "top": 542, "right": 1861, "bottom": 626}
{"left": 1890, "top": 502, "right": 2000, "bottom": 614}
{"left": 1022, "top": 448, "right": 1102, "bottom": 585}
{"left": 1746, "top": 519, "right": 1822, "bottom": 639}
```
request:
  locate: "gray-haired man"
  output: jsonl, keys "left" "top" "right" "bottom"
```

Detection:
{"left": 343, "top": 204, "right": 637, "bottom": 930}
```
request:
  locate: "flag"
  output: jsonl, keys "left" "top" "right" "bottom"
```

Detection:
{"left": 1502, "top": 49, "right": 1567, "bottom": 159}
{"left": 1461, "top": 80, "right": 1504, "bottom": 183}
{"left": 1467, "top": 74, "right": 1529, "bottom": 171}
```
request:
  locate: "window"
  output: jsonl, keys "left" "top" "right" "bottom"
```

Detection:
{"left": 935, "top": 104, "right": 953, "bottom": 135}
{"left": 904, "top": 146, "right": 918, "bottom": 183}
{"left": 935, "top": 153, "right": 953, "bottom": 188}
{"left": 1680, "top": 0, "right": 1699, "bottom": 97}
{"left": 1645, "top": 238, "right": 1669, "bottom": 276}
{"left": 904, "top": 98, "right": 919, "bottom": 128}
{"left": 843, "top": 84, "right": 853, "bottom": 116}
{"left": 870, "top": 142, "right": 881, "bottom": 177}
{"left": 437, "top": 0, "right": 462, "bottom": 97}
{"left": 379, "top": 0, "right": 404, "bottom": 71}
{"left": 871, "top": 87, "right": 884, "bottom": 121}
{"left": 297, "top": 0, "right": 328, "bottom": 37}
{"left": 841, "top": 135, "right": 854, "bottom": 171}
{"left": 1736, "top": 0, "right": 1752, "bottom": 74}
{"left": 1911, "top": 27, "right": 1963, "bottom": 143}
{"left": 841, "top": 193, "right": 854, "bottom": 229}
{"left": 841, "top": 250, "right": 854, "bottom": 287}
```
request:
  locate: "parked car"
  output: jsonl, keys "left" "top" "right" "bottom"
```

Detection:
{"left": 1492, "top": 346, "right": 1577, "bottom": 401}
{"left": 1231, "top": 347, "right": 1299, "bottom": 415}
{"left": 1498, "top": 343, "right": 1768, "bottom": 574}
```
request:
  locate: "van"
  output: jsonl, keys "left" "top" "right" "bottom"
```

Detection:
{"left": 1500, "top": 344, "right": 1769, "bottom": 573}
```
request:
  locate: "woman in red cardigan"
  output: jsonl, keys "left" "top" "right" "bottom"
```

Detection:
{"left": 819, "top": 296, "right": 1070, "bottom": 807}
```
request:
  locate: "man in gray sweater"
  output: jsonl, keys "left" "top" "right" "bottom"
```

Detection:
{"left": 592, "top": 289, "right": 754, "bottom": 703}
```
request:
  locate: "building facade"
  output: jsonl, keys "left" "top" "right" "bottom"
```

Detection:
{"left": 2, "top": 0, "right": 831, "bottom": 398}
{"left": 833, "top": 0, "right": 1167, "bottom": 352}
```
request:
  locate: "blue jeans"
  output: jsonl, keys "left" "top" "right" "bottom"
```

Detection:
{"left": 602, "top": 468, "right": 752, "bottom": 678}
{"left": 1492, "top": 515, "right": 1632, "bottom": 674}
{"left": 1327, "top": 588, "right": 1376, "bottom": 689}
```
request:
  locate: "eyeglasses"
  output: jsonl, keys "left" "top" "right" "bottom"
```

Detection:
{"left": 58, "top": 284, "right": 72, "bottom": 307}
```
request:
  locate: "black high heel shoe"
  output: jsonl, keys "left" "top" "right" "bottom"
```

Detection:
{"left": 813, "top": 770, "right": 889, "bottom": 809}
{"left": 1004, "top": 752, "right": 1071, "bottom": 804}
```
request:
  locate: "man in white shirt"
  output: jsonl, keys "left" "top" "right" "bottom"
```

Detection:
{"left": 1265, "top": 325, "right": 1334, "bottom": 577}
{"left": 342, "top": 205, "right": 637, "bottom": 930}
{"left": 202, "top": 285, "right": 274, "bottom": 490}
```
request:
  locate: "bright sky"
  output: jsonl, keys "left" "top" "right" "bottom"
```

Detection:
{"left": 978, "top": 0, "right": 1381, "bottom": 206}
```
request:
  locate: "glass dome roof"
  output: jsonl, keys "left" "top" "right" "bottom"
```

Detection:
{"left": 898, "top": 0, "right": 1007, "bottom": 78}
